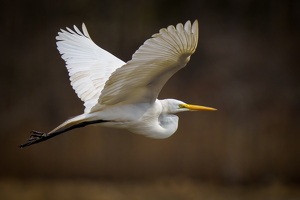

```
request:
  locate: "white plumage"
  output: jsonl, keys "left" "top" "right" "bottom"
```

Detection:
{"left": 56, "top": 23, "right": 125, "bottom": 112}
{"left": 20, "top": 20, "right": 216, "bottom": 148}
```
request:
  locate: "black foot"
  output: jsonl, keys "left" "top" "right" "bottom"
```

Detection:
{"left": 19, "top": 130, "right": 48, "bottom": 148}
{"left": 28, "top": 130, "right": 48, "bottom": 140}
{"left": 19, "top": 119, "right": 109, "bottom": 148}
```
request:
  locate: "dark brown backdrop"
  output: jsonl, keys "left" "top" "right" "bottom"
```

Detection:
{"left": 1, "top": 0, "right": 299, "bottom": 184}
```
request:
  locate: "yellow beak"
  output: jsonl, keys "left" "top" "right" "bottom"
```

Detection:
{"left": 183, "top": 104, "right": 217, "bottom": 111}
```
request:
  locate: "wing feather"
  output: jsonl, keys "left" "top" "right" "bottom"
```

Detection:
{"left": 93, "top": 20, "right": 198, "bottom": 110}
{"left": 56, "top": 23, "right": 126, "bottom": 113}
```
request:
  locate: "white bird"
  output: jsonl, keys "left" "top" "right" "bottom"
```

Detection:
{"left": 20, "top": 20, "right": 216, "bottom": 148}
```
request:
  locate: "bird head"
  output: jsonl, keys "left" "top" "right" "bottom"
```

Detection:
{"left": 161, "top": 99, "right": 217, "bottom": 114}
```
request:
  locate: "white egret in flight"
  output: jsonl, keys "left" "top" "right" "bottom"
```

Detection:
{"left": 20, "top": 20, "right": 216, "bottom": 148}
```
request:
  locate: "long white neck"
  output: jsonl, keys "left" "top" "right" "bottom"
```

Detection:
{"left": 156, "top": 113, "right": 179, "bottom": 138}
{"left": 128, "top": 100, "right": 179, "bottom": 139}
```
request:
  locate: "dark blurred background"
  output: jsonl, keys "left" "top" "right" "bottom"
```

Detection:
{"left": 1, "top": 0, "right": 300, "bottom": 199}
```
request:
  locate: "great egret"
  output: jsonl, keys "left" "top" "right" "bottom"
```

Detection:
{"left": 20, "top": 20, "right": 216, "bottom": 148}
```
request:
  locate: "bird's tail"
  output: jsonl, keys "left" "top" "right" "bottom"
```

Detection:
{"left": 47, "top": 113, "right": 88, "bottom": 134}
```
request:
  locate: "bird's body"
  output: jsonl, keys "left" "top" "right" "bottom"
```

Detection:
{"left": 20, "top": 20, "right": 216, "bottom": 148}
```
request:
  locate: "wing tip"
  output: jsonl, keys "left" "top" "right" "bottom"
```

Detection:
{"left": 192, "top": 19, "right": 198, "bottom": 34}
{"left": 82, "top": 23, "right": 92, "bottom": 40}
{"left": 56, "top": 22, "right": 92, "bottom": 41}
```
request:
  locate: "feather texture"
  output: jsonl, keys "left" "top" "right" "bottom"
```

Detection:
{"left": 95, "top": 20, "right": 198, "bottom": 108}
{"left": 56, "top": 23, "right": 125, "bottom": 113}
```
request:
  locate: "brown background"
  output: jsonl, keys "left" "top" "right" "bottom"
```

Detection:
{"left": 0, "top": 0, "right": 299, "bottom": 198}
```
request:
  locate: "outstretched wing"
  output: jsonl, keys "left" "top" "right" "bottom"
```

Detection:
{"left": 56, "top": 23, "right": 125, "bottom": 113}
{"left": 94, "top": 20, "right": 198, "bottom": 109}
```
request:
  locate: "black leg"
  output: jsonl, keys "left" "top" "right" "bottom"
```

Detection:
{"left": 19, "top": 120, "right": 109, "bottom": 148}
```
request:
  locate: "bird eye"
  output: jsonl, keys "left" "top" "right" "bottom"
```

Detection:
{"left": 178, "top": 104, "right": 186, "bottom": 109}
